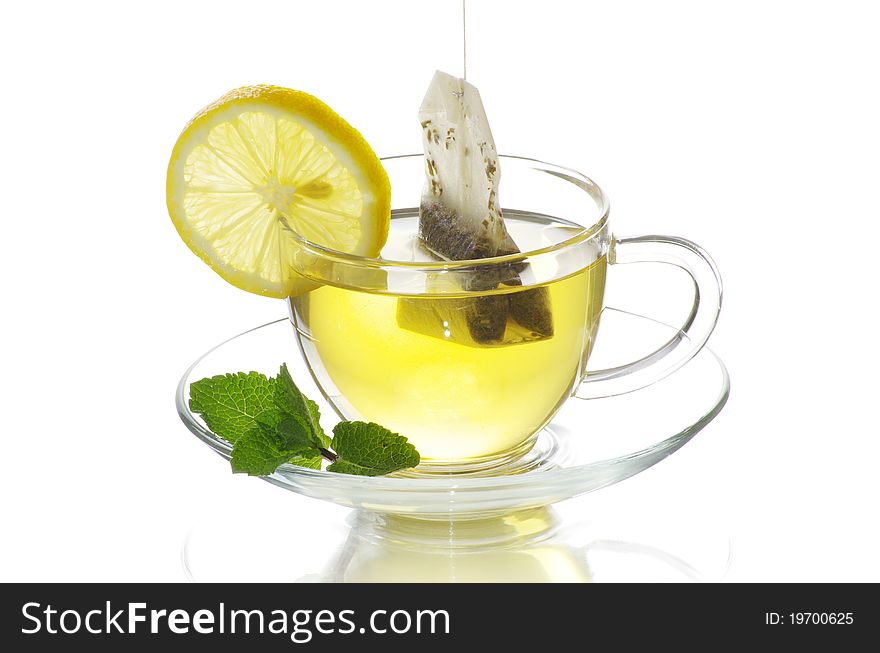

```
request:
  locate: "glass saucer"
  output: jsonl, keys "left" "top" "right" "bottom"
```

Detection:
{"left": 176, "top": 307, "right": 729, "bottom": 517}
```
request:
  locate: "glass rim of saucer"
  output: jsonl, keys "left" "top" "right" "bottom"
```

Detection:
{"left": 176, "top": 308, "right": 730, "bottom": 498}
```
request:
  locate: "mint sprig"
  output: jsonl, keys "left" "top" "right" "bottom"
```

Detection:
{"left": 189, "top": 364, "right": 420, "bottom": 477}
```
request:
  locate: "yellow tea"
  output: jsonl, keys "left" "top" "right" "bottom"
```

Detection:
{"left": 290, "top": 212, "right": 606, "bottom": 463}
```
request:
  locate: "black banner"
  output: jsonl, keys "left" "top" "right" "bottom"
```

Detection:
{"left": 0, "top": 583, "right": 871, "bottom": 650}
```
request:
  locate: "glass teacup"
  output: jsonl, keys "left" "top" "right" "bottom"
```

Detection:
{"left": 286, "top": 155, "right": 721, "bottom": 472}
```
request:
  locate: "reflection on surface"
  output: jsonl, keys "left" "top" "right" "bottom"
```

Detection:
{"left": 325, "top": 508, "right": 591, "bottom": 583}
{"left": 182, "top": 486, "right": 730, "bottom": 583}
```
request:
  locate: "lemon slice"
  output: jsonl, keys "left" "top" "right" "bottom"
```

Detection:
{"left": 166, "top": 85, "right": 390, "bottom": 298}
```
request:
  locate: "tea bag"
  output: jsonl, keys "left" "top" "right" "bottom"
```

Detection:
{"left": 396, "top": 273, "right": 549, "bottom": 348}
{"left": 418, "top": 70, "right": 518, "bottom": 261}
{"left": 397, "top": 70, "right": 552, "bottom": 346}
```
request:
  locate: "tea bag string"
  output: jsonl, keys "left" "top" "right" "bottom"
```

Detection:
{"left": 462, "top": 0, "right": 468, "bottom": 80}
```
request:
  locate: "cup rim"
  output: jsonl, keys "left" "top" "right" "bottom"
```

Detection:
{"left": 283, "top": 154, "right": 610, "bottom": 272}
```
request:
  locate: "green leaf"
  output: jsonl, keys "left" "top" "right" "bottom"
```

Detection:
{"left": 276, "top": 415, "right": 315, "bottom": 450}
{"left": 274, "top": 364, "right": 326, "bottom": 448}
{"left": 275, "top": 364, "right": 312, "bottom": 422}
{"left": 253, "top": 408, "right": 282, "bottom": 430}
{"left": 328, "top": 422, "right": 420, "bottom": 476}
{"left": 189, "top": 372, "right": 277, "bottom": 443}
{"left": 306, "top": 399, "right": 332, "bottom": 449}
{"left": 287, "top": 453, "right": 324, "bottom": 470}
{"left": 231, "top": 423, "right": 320, "bottom": 476}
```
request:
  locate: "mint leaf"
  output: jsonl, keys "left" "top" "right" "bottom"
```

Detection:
{"left": 231, "top": 422, "right": 321, "bottom": 476}
{"left": 275, "top": 363, "right": 311, "bottom": 423}
{"left": 275, "top": 364, "right": 326, "bottom": 449}
{"left": 276, "top": 415, "right": 315, "bottom": 450}
{"left": 287, "top": 453, "right": 323, "bottom": 470}
{"left": 189, "top": 372, "right": 276, "bottom": 443}
{"left": 327, "top": 422, "right": 420, "bottom": 476}
{"left": 305, "top": 399, "right": 332, "bottom": 449}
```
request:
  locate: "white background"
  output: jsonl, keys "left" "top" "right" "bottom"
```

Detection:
{"left": 2, "top": 0, "right": 878, "bottom": 582}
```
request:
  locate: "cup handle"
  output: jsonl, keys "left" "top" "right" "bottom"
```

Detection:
{"left": 575, "top": 234, "right": 723, "bottom": 399}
